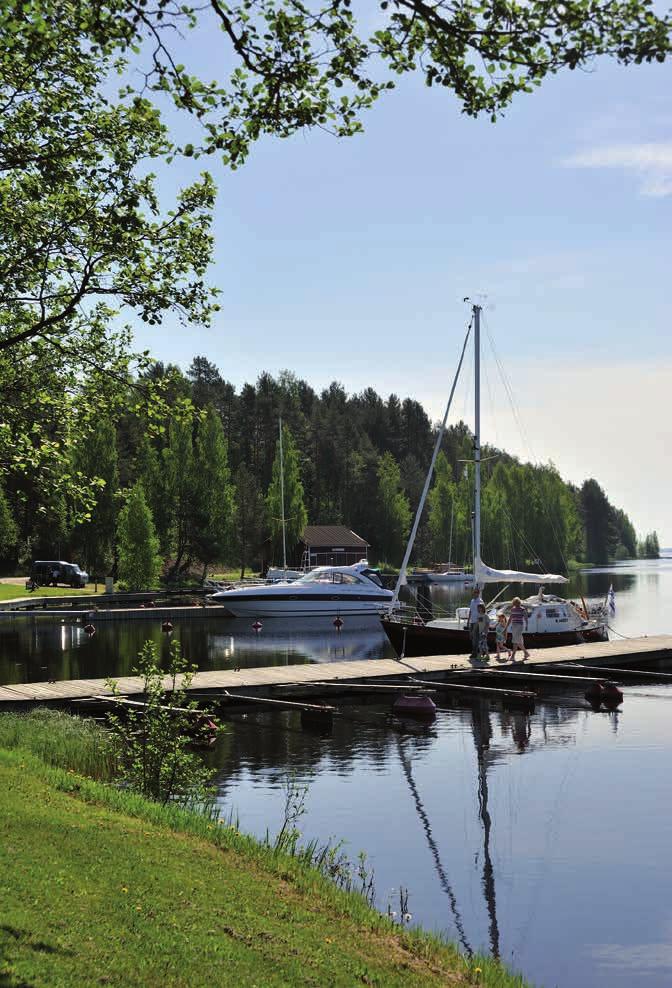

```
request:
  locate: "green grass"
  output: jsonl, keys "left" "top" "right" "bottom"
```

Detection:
{"left": 0, "top": 583, "right": 103, "bottom": 602}
{"left": 0, "top": 710, "right": 116, "bottom": 780}
{"left": 0, "top": 713, "right": 530, "bottom": 988}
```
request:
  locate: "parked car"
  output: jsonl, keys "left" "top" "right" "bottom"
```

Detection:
{"left": 28, "top": 560, "right": 89, "bottom": 589}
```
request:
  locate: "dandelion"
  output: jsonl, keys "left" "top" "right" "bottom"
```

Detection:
{"left": 121, "top": 887, "right": 128, "bottom": 894}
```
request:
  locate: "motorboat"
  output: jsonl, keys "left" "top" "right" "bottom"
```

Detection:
{"left": 380, "top": 302, "right": 608, "bottom": 658}
{"left": 211, "top": 562, "right": 394, "bottom": 617}
{"left": 406, "top": 564, "right": 470, "bottom": 585}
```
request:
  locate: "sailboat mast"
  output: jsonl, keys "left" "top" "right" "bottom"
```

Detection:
{"left": 279, "top": 417, "right": 288, "bottom": 577}
{"left": 473, "top": 304, "right": 482, "bottom": 579}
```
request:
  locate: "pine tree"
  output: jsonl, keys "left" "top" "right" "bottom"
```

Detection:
{"left": 116, "top": 483, "right": 162, "bottom": 590}
{"left": 0, "top": 482, "right": 18, "bottom": 559}
{"left": 71, "top": 417, "right": 119, "bottom": 586}
{"left": 234, "top": 462, "right": 264, "bottom": 578}
{"left": 428, "top": 452, "right": 457, "bottom": 563}
{"left": 162, "top": 417, "right": 195, "bottom": 581}
{"left": 376, "top": 452, "right": 411, "bottom": 565}
{"left": 266, "top": 424, "right": 307, "bottom": 562}
{"left": 191, "top": 406, "right": 235, "bottom": 580}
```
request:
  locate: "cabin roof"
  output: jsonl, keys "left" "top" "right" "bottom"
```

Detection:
{"left": 300, "top": 525, "right": 369, "bottom": 549}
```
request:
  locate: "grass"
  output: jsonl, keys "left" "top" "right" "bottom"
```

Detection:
{"left": 0, "top": 710, "right": 116, "bottom": 780}
{"left": 0, "top": 583, "right": 103, "bottom": 602}
{"left": 0, "top": 712, "right": 530, "bottom": 988}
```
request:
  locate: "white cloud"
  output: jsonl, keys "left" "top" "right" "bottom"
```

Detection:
{"left": 563, "top": 143, "right": 672, "bottom": 197}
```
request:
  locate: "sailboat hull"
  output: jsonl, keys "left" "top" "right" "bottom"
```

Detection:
{"left": 380, "top": 619, "right": 608, "bottom": 658}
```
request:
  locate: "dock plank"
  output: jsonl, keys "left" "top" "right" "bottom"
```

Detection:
{"left": 1, "top": 635, "right": 671, "bottom": 706}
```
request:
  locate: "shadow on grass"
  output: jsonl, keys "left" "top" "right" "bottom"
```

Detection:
{"left": 1, "top": 923, "right": 75, "bottom": 987}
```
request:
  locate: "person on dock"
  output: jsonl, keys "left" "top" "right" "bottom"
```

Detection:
{"left": 495, "top": 612, "right": 513, "bottom": 662}
{"left": 468, "top": 587, "right": 484, "bottom": 658}
{"left": 507, "top": 597, "right": 530, "bottom": 662}
{"left": 477, "top": 603, "right": 490, "bottom": 661}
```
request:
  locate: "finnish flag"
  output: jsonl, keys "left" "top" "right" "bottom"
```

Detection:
{"left": 608, "top": 584, "right": 616, "bottom": 615}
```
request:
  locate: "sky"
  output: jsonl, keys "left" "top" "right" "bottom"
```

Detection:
{"left": 128, "top": 15, "right": 672, "bottom": 543}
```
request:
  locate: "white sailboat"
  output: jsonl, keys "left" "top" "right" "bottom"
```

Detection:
{"left": 381, "top": 302, "right": 608, "bottom": 657}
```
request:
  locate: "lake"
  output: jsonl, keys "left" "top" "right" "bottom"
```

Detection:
{"left": 1, "top": 557, "right": 671, "bottom": 988}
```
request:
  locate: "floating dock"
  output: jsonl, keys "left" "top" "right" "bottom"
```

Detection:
{"left": 1, "top": 635, "right": 671, "bottom": 707}
{"left": 0, "top": 604, "right": 231, "bottom": 621}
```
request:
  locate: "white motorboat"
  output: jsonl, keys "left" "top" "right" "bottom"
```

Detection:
{"left": 211, "top": 562, "right": 394, "bottom": 617}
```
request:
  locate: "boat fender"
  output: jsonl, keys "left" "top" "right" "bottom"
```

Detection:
{"left": 252, "top": 620, "right": 263, "bottom": 632}
{"left": 601, "top": 682, "right": 623, "bottom": 707}
{"left": 584, "top": 680, "right": 623, "bottom": 708}
{"left": 83, "top": 623, "right": 96, "bottom": 636}
{"left": 161, "top": 620, "right": 173, "bottom": 633}
{"left": 333, "top": 616, "right": 344, "bottom": 630}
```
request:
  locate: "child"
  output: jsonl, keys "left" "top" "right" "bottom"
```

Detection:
{"left": 495, "top": 612, "right": 512, "bottom": 662}
{"left": 476, "top": 603, "right": 490, "bottom": 661}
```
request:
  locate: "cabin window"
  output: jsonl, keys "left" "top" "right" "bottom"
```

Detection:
{"left": 545, "top": 607, "right": 559, "bottom": 617}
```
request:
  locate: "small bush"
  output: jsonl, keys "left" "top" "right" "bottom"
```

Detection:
{"left": 106, "top": 638, "right": 217, "bottom": 808}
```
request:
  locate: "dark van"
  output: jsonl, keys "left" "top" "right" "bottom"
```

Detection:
{"left": 29, "top": 561, "right": 89, "bottom": 589}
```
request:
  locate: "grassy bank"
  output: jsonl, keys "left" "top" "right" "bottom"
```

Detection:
{"left": 0, "top": 714, "right": 530, "bottom": 987}
{"left": 0, "top": 583, "right": 102, "bottom": 602}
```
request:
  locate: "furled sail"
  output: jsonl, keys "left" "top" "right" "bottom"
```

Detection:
{"left": 474, "top": 558, "right": 568, "bottom": 585}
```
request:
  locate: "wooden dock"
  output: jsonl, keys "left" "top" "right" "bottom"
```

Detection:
{"left": 1, "top": 634, "right": 671, "bottom": 707}
{"left": 0, "top": 604, "right": 231, "bottom": 621}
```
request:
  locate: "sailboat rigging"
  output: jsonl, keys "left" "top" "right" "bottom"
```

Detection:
{"left": 381, "top": 302, "right": 608, "bottom": 657}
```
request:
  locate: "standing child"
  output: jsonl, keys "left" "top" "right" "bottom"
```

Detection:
{"left": 477, "top": 603, "right": 490, "bottom": 661}
{"left": 495, "top": 613, "right": 512, "bottom": 662}
{"left": 507, "top": 596, "right": 530, "bottom": 662}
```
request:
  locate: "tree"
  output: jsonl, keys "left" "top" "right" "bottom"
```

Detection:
{"left": 428, "top": 452, "right": 457, "bottom": 563}
{"left": 107, "top": 639, "right": 216, "bottom": 806}
{"left": 71, "top": 417, "right": 119, "bottom": 585}
{"left": 0, "top": 482, "right": 18, "bottom": 561}
{"left": 162, "top": 417, "right": 196, "bottom": 581}
{"left": 0, "top": 2, "right": 217, "bottom": 509}
{"left": 26, "top": 1, "right": 665, "bottom": 169}
{"left": 375, "top": 452, "right": 411, "bottom": 565}
{"left": 234, "top": 462, "right": 264, "bottom": 578}
{"left": 639, "top": 531, "right": 660, "bottom": 559}
{"left": 581, "top": 478, "right": 613, "bottom": 564}
{"left": 266, "top": 424, "right": 308, "bottom": 561}
{"left": 191, "top": 406, "right": 236, "bottom": 579}
{"left": 116, "top": 483, "right": 162, "bottom": 590}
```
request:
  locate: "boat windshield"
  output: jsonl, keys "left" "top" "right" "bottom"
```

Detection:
{"left": 294, "top": 568, "right": 363, "bottom": 586}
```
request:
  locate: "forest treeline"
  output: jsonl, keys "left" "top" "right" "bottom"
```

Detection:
{"left": 0, "top": 358, "right": 659, "bottom": 585}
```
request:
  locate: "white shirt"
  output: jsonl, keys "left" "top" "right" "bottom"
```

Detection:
{"left": 468, "top": 596, "right": 484, "bottom": 623}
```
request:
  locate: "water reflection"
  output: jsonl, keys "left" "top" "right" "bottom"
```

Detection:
{"left": 2, "top": 559, "right": 672, "bottom": 987}
{"left": 0, "top": 613, "right": 393, "bottom": 685}
{"left": 209, "top": 685, "right": 672, "bottom": 988}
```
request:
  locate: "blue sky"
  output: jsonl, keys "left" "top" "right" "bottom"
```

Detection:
{"left": 130, "top": 23, "right": 672, "bottom": 543}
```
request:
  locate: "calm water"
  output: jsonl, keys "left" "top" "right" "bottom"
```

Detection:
{"left": 2, "top": 558, "right": 672, "bottom": 987}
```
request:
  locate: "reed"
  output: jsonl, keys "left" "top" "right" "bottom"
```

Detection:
{"left": 0, "top": 708, "right": 116, "bottom": 780}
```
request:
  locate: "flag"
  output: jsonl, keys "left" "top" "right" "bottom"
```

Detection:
{"left": 608, "top": 584, "right": 616, "bottom": 615}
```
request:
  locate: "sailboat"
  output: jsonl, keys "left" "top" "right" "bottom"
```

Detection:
{"left": 381, "top": 302, "right": 608, "bottom": 658}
